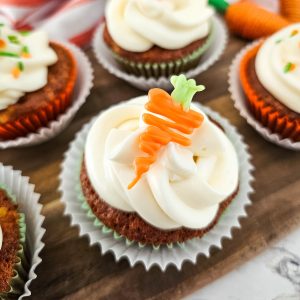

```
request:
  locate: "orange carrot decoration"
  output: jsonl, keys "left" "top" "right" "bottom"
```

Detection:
{"left": 209, "top": 0, "right": 291, "bottom": 40}
{"left": 128, "top": 75, "right": 205, "bottom": 189}
{"left": 226, "top": 1, "right": 290, "bottom": 40}
{"left": 280, "top": 0, "right": 300, "bottom": 22}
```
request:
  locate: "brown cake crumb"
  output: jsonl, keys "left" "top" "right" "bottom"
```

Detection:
{"left": 0, "top": 189, "right": 20, "bottom": 293}
{"left": 80, "top": 163, "right": 238, "bottom": 246}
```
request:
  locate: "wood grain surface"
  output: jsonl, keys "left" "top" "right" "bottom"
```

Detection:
{"left": 1, "top": 32, "right": 300, "bottom": 300}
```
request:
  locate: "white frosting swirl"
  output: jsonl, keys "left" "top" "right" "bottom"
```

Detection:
{"left": 255, "top": 23, "right": 300, "bottom": 113}
{"left": 85, "top": 97, "right": 239, "bottom": 230}
{"left": 106, "top": 0, "right": 214, "bottom": 52}
{"left": 0, "top": 25, "right": 58, "bottom": 110}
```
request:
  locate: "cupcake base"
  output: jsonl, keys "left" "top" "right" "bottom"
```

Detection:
{"left": 240, "top": 43, "right": 300, "bottom": 142}
{"left": 93, "top": 16, "right": 228, "bottom": 91}
{"left": 80, "top": 162, "right": 238, "bottom": 246}
{"left": 0, "top": 188, "right": 28, "bottom": 298}
{"left": 103, "top": 24, "right": 214, "bottom": 78}
{"left": 0, "top": 164, "right": 44, "bottom": 298}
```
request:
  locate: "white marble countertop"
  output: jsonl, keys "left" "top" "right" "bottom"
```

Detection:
{"left": 187, "top": 227, "right": 300, "bottom": 300}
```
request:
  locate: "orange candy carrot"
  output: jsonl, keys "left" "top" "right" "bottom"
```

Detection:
{"left": 225, "top": 1, "right": 291, "bottom": 40}
{"left": 128, "top": 75, "right": 205, "bottom": 189}
{"left": 280, "top": 0, "right": 300, "bottom": 22}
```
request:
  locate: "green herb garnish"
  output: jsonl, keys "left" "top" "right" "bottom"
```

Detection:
{"left": 284, "top": 62, "right": 296, "bottom": 73}
{"left": 0, "top": 51, "right": 19, "bottom": 58}
{"left": 19, "top": 31, "right": 30, "bottom": 36}
{"left": 18, "top": 61, "right": 24, "bottom": 71}
{"left": 22, "top": 45, "right": 30, "bottom": 54}
{"left": 8, "top": 35, "right": 20, "bottom": 44}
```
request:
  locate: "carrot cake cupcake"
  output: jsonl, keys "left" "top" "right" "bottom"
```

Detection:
{"left": 240, "top": 23, "right": 300, "bottom": 142}
{"left": 103, "top": 0, "right": 215, "bottom": 78}
{"left": 0, "top": 24, "right": 77, "bottom": 140}
{"left": 80, "top": 75, "right": 239, "bottom": 246}
{"left": 0, "top": 187, "right": 27, "bottom": 298}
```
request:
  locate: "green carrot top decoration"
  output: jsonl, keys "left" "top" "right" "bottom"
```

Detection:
{"left": 170, "top": 75, "right": 205, "bottom": 111}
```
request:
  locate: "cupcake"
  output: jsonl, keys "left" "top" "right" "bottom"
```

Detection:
{"left": 0, "top": 24, "right": 77, "bottom": 140}
{"left": 0, "top": 187, "right": 27, "bottom": 297}
{"left": 103, "top": 0, "right": 215, "bottom": 78}
{"left": 240, "top": 23, "right": 300, "bottom": 142}
{"left": 0, "top": 164, "right": 44, "bottom": 297}
{"left": 79, "top": 75, "right": 239, "bottom": 246}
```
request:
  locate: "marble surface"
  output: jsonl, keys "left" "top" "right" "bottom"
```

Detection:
{"left": 187, "top": 227, "right": 300, "bottom": 300}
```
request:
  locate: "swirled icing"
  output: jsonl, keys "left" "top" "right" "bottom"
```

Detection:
{"left": 0, "top": 25, "right": 58, "bottom": 110}
{"left": 255, "top": 23, "right": 300, "bottom": 113}
{"left": 106, "top": 0, "right": 214, "bottom": 52}
{"left": 85, "top": 96, "right": 239, "bottom": 230}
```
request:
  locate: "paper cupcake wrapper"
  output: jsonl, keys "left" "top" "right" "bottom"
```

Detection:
{"left": 0, "top": 41, "right": 93, "bottom": 149}
{"left": 76, "top": 166, "right": 189, "bottom": 250}
{"left": 0, "top": 164, "right": 45, "bottom": 299}
{"left": 93, "top": 16, "right": 228, "bottom": 91}
{"left": 229, "top": 41, "right": 300, "bottom": 150}
{"left": 0, "top": 211, "right": 28, "bottom": 299}
{"left": 110, "top": 26, "right": 215, "bottom": 79}
{"left": 60, "top": 98, "right": 254, "bottom": 271}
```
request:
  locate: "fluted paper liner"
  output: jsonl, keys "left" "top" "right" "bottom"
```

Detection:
{"left": 229, "top": 41, "right": 300, "bottom": 150}
{"left": 60, "top": 98, "right": 254, "bottom": 271}
{"left": 0, "top": 41, "right": 93, "bottom": 149}
{"left": 92, "top": 16, "right": 228, "bottom": 91}
{"left": 0, "top": 163, "right": 45, "bottom": 298}
{"left": 0, "top": 192, "right": 27, "bottom": 299}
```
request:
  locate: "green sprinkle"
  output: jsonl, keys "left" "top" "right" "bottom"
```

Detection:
{"left": 0, "top": 24, "right": 4, "bottom": 27}
{"left": 19, "top": 30, "right": 30, "bottom": 36}
{"left": 0, "top": 51, "right": 19, "bottom": 58}
{"left": 18, "top": 61, "right": 24, "bottom": 71}
{"left": 275, "top": 39, "right": 282, "bottom": 44}
{"left": 8, "top": 35, "right": 20, "bottom": 44}
{"left": 284, "top": 62, "right": 295, "bottom": 73}
{"left": 22, "top": 45, "right": 30, "bottom": 54}
{"left": 170, "top": 74, "right": 205, "bottom": 111}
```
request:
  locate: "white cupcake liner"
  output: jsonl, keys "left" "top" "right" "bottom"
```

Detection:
{"left": 229, "top": 41, "right": 300, "bottom": 150}
{"left": 0, "top": 41, "right": 94, "bottom": 149}
{"left": 0, "top": 163, "right": 45, "bottom": 299}
{"left": 60, "top": 98, "right": 254, "bottom": 271}
{"left": 92, "top": 16, "right": 228, "bottom": 91}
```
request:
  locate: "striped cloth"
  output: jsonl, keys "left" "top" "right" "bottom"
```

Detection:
{"left": 0, "top": 0, "right": 106, "bottom": 46}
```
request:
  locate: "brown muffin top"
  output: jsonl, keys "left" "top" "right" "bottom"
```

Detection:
{"left": 103, "top": 24, "right": 209, "bottom": 63}
{"left": 0, "top": 42, "right": 76, "bottom": 124}
{"left": 0, "top": 189, "right": 20, "bottom": 293}
{"left": 246, "top": 52, "right": 300, "bottom": 120}
{"left": 80, "top": 162, "right": 238, "bottom": 246}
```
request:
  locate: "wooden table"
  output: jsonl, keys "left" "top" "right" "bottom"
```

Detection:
{"left": 1, "top": 32, "right": 300, "bottom": 300}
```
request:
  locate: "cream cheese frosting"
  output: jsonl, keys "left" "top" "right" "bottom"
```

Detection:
{"left": 255, "top": 23, "right": 300, "bottom": 114}
{"left": 0, "top": 25, "right": 58, "bottom": 111}
{"left": 106, "top": 0, "right": 214, "bottom": 52}
{"left": 85, "top": 97, "right": 239, "bottom": 230}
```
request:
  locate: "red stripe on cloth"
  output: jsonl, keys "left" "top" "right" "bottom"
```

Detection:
{"left": 70, "top": 24, "right": 97, "bottom": 47}
{"left": 0, "top": 0, "right": 48, "bottom": 6}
